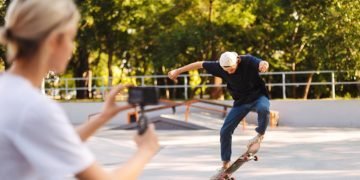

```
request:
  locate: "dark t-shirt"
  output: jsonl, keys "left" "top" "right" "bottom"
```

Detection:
{"left": 202, "top": 54, "right": 269, "bottom": 106}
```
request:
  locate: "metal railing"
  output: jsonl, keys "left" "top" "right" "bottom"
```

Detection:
{"left": 42, "top": 70, "right": 360, "bottom": 100}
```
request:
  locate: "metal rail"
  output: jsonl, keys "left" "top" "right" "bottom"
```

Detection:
{"left": 42, "top": 70, "right": 360, "bottom": 100}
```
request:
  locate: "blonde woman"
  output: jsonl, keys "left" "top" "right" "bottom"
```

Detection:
{"left": 0, "top": 0, "right": 159, "bottom": 179}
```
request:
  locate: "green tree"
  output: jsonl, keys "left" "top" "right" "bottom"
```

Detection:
{"left": 42, "top": 0, "right": 360, "bottom": 99}
{"left": 0, "top": 0, "right": 10, "bottom": 71}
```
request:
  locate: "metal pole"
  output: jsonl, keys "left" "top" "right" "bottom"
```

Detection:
{"left": 41, "top": 79, "right": 45, "bottom": 95}
{"left": 141, "top": 77, "right": 144, "bottom": 86}
{"left": 282, "top": 73, "right": 286, "bottom": 99}
{"left": 101, "top": 77, "right": 105, "bottom": 100}
{"left": 184, "top": 76, "right": 188, "bottom": 100}
{"left": 65, "top": 79, "right": 68, "bottom": 98}
{"left": 331, "top": 72, "right": 335, "bottom": 99}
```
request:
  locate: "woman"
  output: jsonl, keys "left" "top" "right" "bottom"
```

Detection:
{"left": 0, "top": 0, "right": 159, "bottom": 179}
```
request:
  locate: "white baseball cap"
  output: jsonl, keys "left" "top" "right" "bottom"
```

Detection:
{"left": 219, "top": 51, "right": 238, "bottom": 67}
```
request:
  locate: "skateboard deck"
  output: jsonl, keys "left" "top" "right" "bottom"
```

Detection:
{"left": 214, "top": 142, "right": 260, "bottom": 180}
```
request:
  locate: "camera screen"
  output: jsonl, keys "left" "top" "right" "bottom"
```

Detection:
{"left": 129, "top": 88, "right": 143, "bottom": 104}
{"left": 128, "top": 87, "right": 159, "bottom": 105}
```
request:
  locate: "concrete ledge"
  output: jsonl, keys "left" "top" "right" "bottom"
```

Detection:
{"left": 246, "top": 99, "right": 360, "bottom": 128}
{"left": 60, "top": 100, "right": 360, "bottom": 128}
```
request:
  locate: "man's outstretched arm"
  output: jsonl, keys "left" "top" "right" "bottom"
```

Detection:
{"left": 168, "top": 61, "right": 204, "bottom": 81}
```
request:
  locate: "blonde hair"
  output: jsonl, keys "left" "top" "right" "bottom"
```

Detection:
{"left": 0, "top": 0, "right": 80, "bottom": 61}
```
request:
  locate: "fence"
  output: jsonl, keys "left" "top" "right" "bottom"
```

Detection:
{"left": 42, "top": 70, "right": 360, "bottom": 100}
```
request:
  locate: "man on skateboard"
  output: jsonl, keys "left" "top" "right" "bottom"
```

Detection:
{"left": 168, "top": 51, "right": 270, "bottom": 177}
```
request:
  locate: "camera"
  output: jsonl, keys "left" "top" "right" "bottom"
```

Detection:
{"left": 128, "top": 86, "right": 160, "bottom": 106}
{"left": 128, "top": 86, "right": 160, "bottom": 135}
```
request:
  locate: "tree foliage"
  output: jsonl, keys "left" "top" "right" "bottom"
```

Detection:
{"left": 0, "top": 0, "right": 359, "bottom": 99}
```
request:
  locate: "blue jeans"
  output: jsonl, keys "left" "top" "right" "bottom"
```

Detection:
{"left": 220, "top": 95, "right": 270, "bottom": 161}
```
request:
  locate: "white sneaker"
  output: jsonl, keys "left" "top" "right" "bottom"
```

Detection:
{"left": 210, "top": 167, "right": 227, "bottom": 180}
{"left": 247, "top": 134, "right": 264, "bottom": 148}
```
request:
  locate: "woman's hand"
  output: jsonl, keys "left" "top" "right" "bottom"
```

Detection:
{"left": 77, "top": 85, "right": 135, "bottom": 141}
{"left": 134, "top": 124, "right": 160, "bottom": 156}
{"left": 101, "top": 85, "right": 134, "bottom": 119}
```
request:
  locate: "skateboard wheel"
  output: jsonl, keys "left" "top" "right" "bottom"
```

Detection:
{"left": 223, "top": 174, "right": 231, "bottom": 180}
{"left": 254, "top": 155, "right": 258, "bottom": 161}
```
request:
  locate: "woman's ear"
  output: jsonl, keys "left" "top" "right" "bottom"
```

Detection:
{"left": 56, "top": 33, "right": 65, "bottom": 43}
{"left": 39, "top": 31, "right": 62, "bottom": 60}
{"left": 43, "top": 31, "right": 62, "bottom": 49}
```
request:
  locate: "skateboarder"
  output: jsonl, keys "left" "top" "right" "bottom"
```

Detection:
{"left": 168, "top": 51, "right": 270, "bottom": 176}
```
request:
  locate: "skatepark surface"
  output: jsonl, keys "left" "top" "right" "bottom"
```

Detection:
{"left": 87, "top": 124, "right": 360, "bottom": 180}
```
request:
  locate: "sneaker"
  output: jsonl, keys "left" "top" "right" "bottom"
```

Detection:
{"left": 210, "top": 167, "right": 227, "bottom": 180}
{"left": 247, "top": 134, "right": 264, "bottom": 148}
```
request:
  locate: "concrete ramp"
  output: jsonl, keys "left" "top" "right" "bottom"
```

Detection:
{"left": 160, "top": 112, "right": 225, "bottom": 130}
{"left": 111, "top": 115, "right": 210, "bottom": 130}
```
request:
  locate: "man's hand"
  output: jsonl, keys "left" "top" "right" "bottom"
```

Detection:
{"left": 168, "top": 69, "right": 180, "bottom": 81}
{"left": 259, "top": 61, "right": 269, "bottom": 72}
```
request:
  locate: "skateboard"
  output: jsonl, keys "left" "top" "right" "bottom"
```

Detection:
{"left": 214, "top": 142, "right": 260, "bottom": 180}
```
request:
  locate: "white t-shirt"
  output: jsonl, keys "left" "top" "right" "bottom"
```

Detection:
{"left": 0, "top": 73, "right": 95, "bottom": 180}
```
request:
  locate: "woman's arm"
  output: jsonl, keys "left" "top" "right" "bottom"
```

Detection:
{"left": 76, "top": 124, "right": 159, "bottom": 180}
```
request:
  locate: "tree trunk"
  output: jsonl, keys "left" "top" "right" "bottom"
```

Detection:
{"left": 211, "top": 77, "right": 223, "bottom": 99}
{"left": 291, "top": 63, "right": 296, "bottom": 98}
{"left": 4, "top": 60, "right": 9, "bottom": 69}
{"left": 0, "top": 53, "right": 10, "bottom": 70}
{"left": 161, "top": 66, "right": 171, "bottom": 99}
{"left": 155, "top": 66, "right": 167, "bottom": 99}
{"left": 207, "top": 0, "right": 223, "bottom": 99}
{"left": 75, "top": 47, "right": 90, "bottom": 99}
{"left": 290, "top": 22, "right": 301, "bottom": 99}
{"left": 107, "top": 47, "right": 113, "bottom": 88}
{"left": 303, "top": 73, "right": 313, "bottom": 99}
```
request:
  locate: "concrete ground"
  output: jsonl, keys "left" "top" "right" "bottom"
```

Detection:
{"left": 87, "top": 125, "right": 360, "bottom": 180}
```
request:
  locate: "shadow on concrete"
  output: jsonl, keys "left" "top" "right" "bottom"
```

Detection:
{"left": 111, "top": 116, "right": 211, "bottom": 130}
